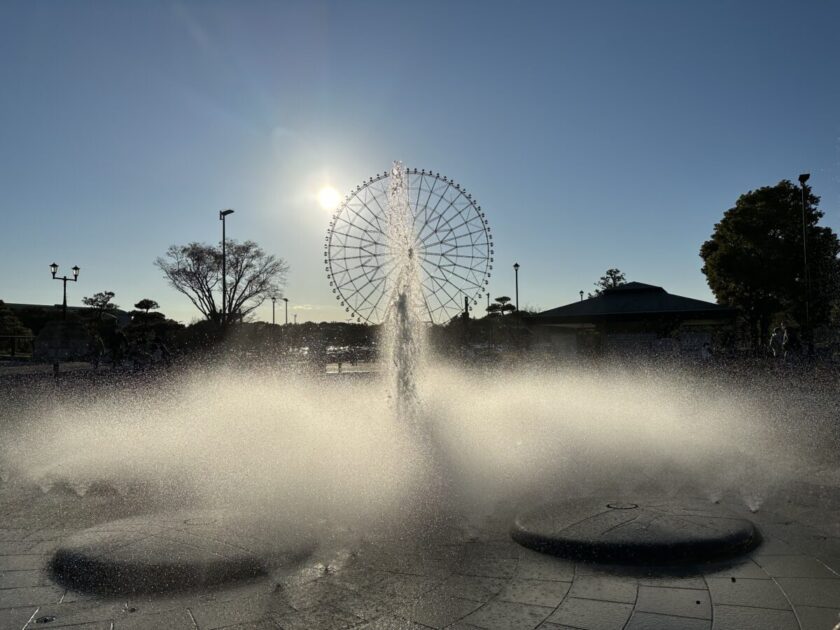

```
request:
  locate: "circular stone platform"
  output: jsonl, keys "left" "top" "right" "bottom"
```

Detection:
{"left": 50, "top": 510, "right": 315, "bottom": 594}
{"left": 511, "top": 498, "right": 760, "bottom": 563}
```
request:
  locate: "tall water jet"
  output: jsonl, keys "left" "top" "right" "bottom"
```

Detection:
{"left": 381, "top": 161, "right": 425, "bottom": 426}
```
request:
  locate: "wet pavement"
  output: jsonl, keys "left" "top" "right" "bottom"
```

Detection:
{"left": 1, "top": 480, "right": 840, "bottom": 630}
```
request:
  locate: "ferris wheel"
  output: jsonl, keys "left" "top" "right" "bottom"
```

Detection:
{"left": 325, "top": 167, "right": 493, "bottom": 324}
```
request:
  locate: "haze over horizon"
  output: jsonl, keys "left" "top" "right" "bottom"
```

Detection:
{"left": 2, "top": 0, "right": 838, "bottom": 324}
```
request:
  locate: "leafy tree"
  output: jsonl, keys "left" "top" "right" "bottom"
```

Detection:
{"left": 155, "top": 240, "right": 288, "bottom": 324}
{"left": 590, "top": 268, "right": 626, "bottom": 297}
{"left": 486, "top": 296, "right": 515, "bottom": 316}
{"left": 700, "top": 180, "right": 840, "bottom": 347}
{"left": 82, "top": 291, "right": 118, "bottom": 320}
{"left": 0, "top": 300, "right": 31, "bottom": 336}
{"left": 134, "top": 299, "right": 159, "bottom": 313}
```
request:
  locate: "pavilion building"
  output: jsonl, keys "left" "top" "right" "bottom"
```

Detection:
{"left": 529, "top": 282, "right": 736, "bottom": 357}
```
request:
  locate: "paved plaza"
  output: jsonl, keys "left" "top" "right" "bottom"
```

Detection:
{"left": 1, "top": 478, "right": 840, "bottom": 630}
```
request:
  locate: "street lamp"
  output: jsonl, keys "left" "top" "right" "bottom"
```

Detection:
{"left": 798, "top": 173, "right": 811, "bottom": 348}
{"left": 219, "top": 209, "right": 234, "bottom": 324}
{"left": 271, "top": 296, "right": 276, "bottom": 325}
{"left": 50, "top": 263, "right": 80, "bottom": 320}
{"left": 283, "top": 297, "right": 289, "bottom": 325}
{"left": 579, "top": 290, "right": 584, "bottom": 302}
{"left": 513, "top": 262, "right": 520, "bottom": 311}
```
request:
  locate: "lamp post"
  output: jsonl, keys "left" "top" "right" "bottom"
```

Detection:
{"left": 513, "top": 262, "right": 520, "bottom": 311}
{"left": 799, "top": 173, "right": 811, "bottom": 325}
{"left": 579, "top": 290, "right": 584, "bottom": 302}
{"left": 50, "top": 263, "right": 80, "bottom": 320}
{"left": 283, "top": 297, "right": 288, "bottom": 325}
{"left": 798, "top": 173, "right": 811, "bottom": 350}
{"left": 219, "top": 209, "right": 235, "bottom": 324}
{"left": 271, "top": 296, "right": 276, "bottom": 325}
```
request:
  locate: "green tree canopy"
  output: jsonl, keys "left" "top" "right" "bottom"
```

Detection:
{"left": 82, "top": 291, "right": 118, "bottom": 320}
{"left": 590, "top": 268, "right": 627, "bottom": 297}
{"left": 134, "top": 299, "right": 159, "bottom": 313}
{"left": 700, "top": 180, "right": 840, "bottom": 346}
{"left": 0, "top": 300, "right": 31, "bottom": 336}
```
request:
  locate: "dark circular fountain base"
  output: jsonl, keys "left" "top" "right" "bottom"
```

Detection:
{"left": 50, "top": 510, "right": 314, "bottom": 595}
{"left": 511, "top": 498, "right": 760, "bottom": 563}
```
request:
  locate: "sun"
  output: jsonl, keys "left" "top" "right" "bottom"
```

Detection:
{"left": 317, "top": 186, "right": 341, "bottom": 211}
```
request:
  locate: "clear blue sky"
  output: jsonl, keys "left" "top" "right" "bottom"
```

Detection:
{"left": 1, "top": 0, "right": 838, "bottom": 323}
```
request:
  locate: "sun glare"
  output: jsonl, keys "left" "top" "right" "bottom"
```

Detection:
{"left": 318, "top": 186, "right": 341, "bottom": 211}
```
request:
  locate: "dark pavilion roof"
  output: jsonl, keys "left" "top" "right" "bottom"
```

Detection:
{"left": 533, "top": 282, "right": 735, "bottom": 324}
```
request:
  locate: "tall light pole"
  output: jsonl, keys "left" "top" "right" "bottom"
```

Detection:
{"left": 219, "top": 209, "right": 234, "bottom": 324}
{"left": 50, "top": 263, "right": 80, "bottom": 320}
{"left": 283, "top": 297, "right": 289, "bottom": 325}
{"left": 271, "top": 296, "right": 276, "bottom": 325}
{"left": 513, "top": 262, "right": 520, "bottom": 311}
{"left": 798, "top": 173, "right": 811, "bottom": 348}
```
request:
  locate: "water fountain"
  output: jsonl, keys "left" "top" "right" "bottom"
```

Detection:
{"left": 2, "top": 163, "right": 837, "bottom": 614}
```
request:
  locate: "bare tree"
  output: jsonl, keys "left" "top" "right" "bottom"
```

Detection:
{"left": 155, "top": 240, "right": 288, "bottom": 323}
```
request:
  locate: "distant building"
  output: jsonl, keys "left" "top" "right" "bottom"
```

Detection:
{"left": 529, "top": 282, "right": 736, "bottom": 358}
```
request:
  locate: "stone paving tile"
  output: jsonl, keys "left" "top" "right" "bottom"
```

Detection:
{"left": 546, "top": 597, "right": 633, "bottom": 630}
{"left": 624, "top": 611, "right": 711, "bottom": 630}
{"left": 0, "top": 554, "right": 49, "bottom": 571}
{"left": 635, "top": 586, "right": 711, "bottom": 619}
{"left": 274, "top": 603, "right": 363, "bottom": 629}
{"left": 0, "top": 540, "right": 38, "bottom": 554}
{"left": 112, "top": 608, "right": 196, "bottom": 629}
{"left": 705, "top": 577, "right": 791, "bottom": 610}
{"left": 370, "top": 573, "right": 440, "bottom": 600}
{"left": 753, "top": 555, "right": 838, "bottom": 578}
{"left": 795, "top": 605, "right": 840, "bottom": 630}
{"left": 462, "top": 542, "right": 521, "bottom": 561}
{"left": 319, "top": 568, "right": 388, "bottom": 593}
{"left": 461, "top": 600, "right": 554, "bottom": 630}
{"left": 774, "top": 577, "right": 840, "bottom": 607}
{"left": 457, "top": 557, "right": 518, "bottom": 579}
{"left": 356, "top": 614, "right": 430, "bottom": 629}
{"left": 0, "top": 606, "right": 38, "bottom": 630}
{"left": 496, "top": 578, "right": 571, "bottom": 607}
{"left": 567, "top": 576, "right": 637, "bottom": 604}
{"left": 712, "top": 604, "right": 799, "bottom": 630}
{"left": 754, "top": 537, "right": 799, "bottom": 555}
{"left": 18, "top": 599, "right": 125, "bottom": 627}
{"left": 397, "top": 594, "right": 481, "bottom": 628}
{"left": 277, "top": 578, "right": 351, "bottom": 611}
{"left": 822, "top": 555, "right": 840, "bottom": 574}
{"left": 213, "top": 619, "right": 280, "bottom": 630}
{"left": 0, "top": 569, "right": 49, "bottom": 589}
{"left": 0, "top": 584, "right": 64, "bottom": 608}
{"left": 0, "top": 529, "right": 29, "bottom": 542}
{"left": 636, "top": 575, "right": 707, "bottom": 590}
{"left": 698, "top": 559, "right": 768, "bottom": 579}
{"left": 36, "top": 621, "right": 114, "bottom": 629}
{"left": 513, "top": 557, "right": 574, "bottom": 582}
{"left": 432, "top": 575, "right": 505, "bottom": 602}
{"left": 189, "top": 595, "right": 277, "bottom": 629}
{"left": 331, "top": 591, "right": 395, "bottom": 621}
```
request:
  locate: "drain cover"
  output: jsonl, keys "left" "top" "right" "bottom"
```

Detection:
{"left": 50, "top": 510, "right": 314, "bottom": 595}
{"left": 512, "top": 498, "right": 760, "bottom": 563}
